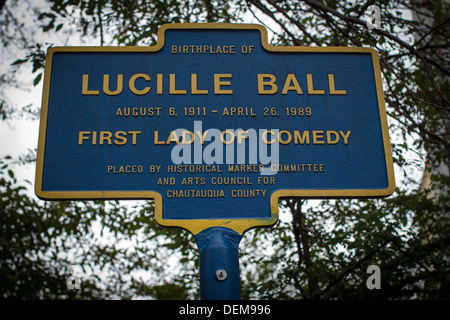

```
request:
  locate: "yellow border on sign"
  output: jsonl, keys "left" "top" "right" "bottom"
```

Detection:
{"left": 35, "top": 23, "right": 395, "bottom": 236}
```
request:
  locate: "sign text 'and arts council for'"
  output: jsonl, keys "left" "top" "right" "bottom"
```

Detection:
{"left": 35, "top": 24, "right": 395, "bottom": 235}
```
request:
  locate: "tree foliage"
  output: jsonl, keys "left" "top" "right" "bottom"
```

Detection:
{"left": 0, "top": 0, "right": 449, "bottom": 299}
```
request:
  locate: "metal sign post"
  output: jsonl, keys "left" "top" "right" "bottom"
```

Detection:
{"left": 35, "top": 23, "right": 395, "bottom": 300}
{"left": 195, "top": 227, "right": 242, "bottom": 300}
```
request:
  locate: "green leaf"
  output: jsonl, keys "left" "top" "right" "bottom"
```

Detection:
{"left": 34, "top": 73, "right": 42, "bottom": 86}
{"left": 11, "top": 58, "right": 28, "bottom": 66}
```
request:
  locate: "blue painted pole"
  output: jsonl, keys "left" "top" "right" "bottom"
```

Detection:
{"left": 194, "top": 227, "right": 243, "bottom": 300}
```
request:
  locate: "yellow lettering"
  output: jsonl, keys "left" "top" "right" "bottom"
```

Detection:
{"left": 339, "top": 131, "right": 351, "bottom": 144}
{"left": 154, "top": 131, "right": 165, "bottom": 145}
{"left": 78, "top": 131, "right": 90, "bottom": 145}
{"left": 281, "top": 74, "right": 303, "bottom": 95}
{"left": 99, "top": 131, "right": 112, "bottom": 145}
{"left": 237, "top": 130, "right": 248, "bottom": 144}
{"left": 82, "top": 74, "right": 99, "bottom": 95}
{"left": 181, "top": 131, "right": 194, "bottom": 144}
{"left": 129, "top": 73, "right": 151, "bottom": 95}
{"left": 157, "top": 74, "right": 163, "bottom": 94}
{"left": 80, "top": 131, "right": 140, "bottom": 146}
{"left": 261, "top": 130, "right": 275, "bottom": 144}
{"left": 258, "top": 74, "right": 277, "bottom": 94}
{"left": 328, "top": 74, "right": 347, "bottom": 95}
{"left": 169, "top": 74, "right": 187, "bottom": 94}
{"left": 195, "top": 130, "right": 209, "bottom": 144}
{"left": 214, "top": 74, "right": 233, "bottom": 94}
{"left": 312, "top": 130, "right": 325, "bottom": 144}
{"left": 307, "top": 74, "right": 325, "bottom": 95}
{"left": 220, "top": 130, "right": 235, "bottom": 145}
{"left": 278, "top": 130, "right": 292, "bottom": 144}
{"left": 128, "top": 131, "right": 140, "bottom": 145}
{"left": 103, "top": 74, "right": 123, "bottom": 95}
{"left": 326, "top": 131, "right": 340, "bottom": 144}
{"left": 114, "top": 131, "right": 127, "bottom": 145}
{"left": 167, "top": 131, "right": 179, "bottom": 144}
{"left": 294, "top": 131, "right": 310, "bottom": 144}
{"left": 191, "top": 74, "right": 209, "bottom": 94}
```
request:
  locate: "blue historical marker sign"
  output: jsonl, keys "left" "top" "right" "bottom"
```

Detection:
{"left": 35, "top": 23, "right": 395, "bottom": 235}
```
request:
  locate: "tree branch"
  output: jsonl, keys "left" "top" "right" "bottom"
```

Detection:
{"left": 97, "top": 1, "right": 104, "bottom": 46}
{"left": 413, "top": 17, "right": 450, "bottom": 47}
{"left": 245, "top": 0, "right": 302, "bottom": 46}
{"left": 301, "top": 0, "right": 450, "bottom": 77}
{"left": 265, "top": 0, "right": 322, "bottom": 46}
{"left": 288, "top": 198, "right": 319, "bottom": 299}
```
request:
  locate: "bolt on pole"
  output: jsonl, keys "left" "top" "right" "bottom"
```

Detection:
{"left": 195, "top": 227, "right": 243, "bottom": 300}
